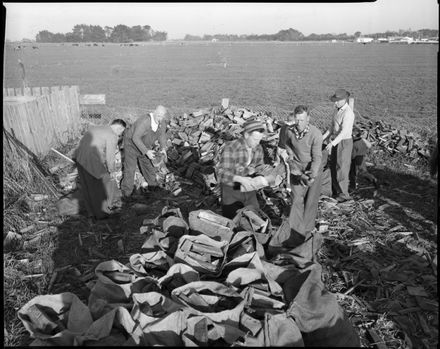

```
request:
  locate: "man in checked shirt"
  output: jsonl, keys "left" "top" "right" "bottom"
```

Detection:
{"left": 216, "top": 119, "right": 275, "bottom": 219}
{"left": 322, "top": 88, "right": 355, "bottom": 203}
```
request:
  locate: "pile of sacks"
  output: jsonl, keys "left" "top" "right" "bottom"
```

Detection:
{"left": 18, "top": 206, "right": 360, "bottom": 346}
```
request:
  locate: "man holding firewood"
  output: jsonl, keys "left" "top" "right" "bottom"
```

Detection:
{"left": 216, "top": 118, "right": 275, "bottom": 219}
{"left": 121, "top": 105, "right": 169, "bottom": 198}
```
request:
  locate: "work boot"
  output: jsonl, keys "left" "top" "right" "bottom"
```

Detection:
{"left": 335, "top": 193, "right": 353, "bottom": 203}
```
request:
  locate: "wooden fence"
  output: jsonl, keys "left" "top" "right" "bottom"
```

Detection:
{"left": 3, "top": 86, "right": 81, "bottom": 156}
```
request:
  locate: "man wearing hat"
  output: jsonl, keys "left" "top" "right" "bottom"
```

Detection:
{"left": 322, "top": 88, "right": 355, "bottom": 202}
{"left": 216, "top": 118, "right": 274, "bottom": 218}
{"left": 278, "top": 105, "right": 323, "bottom": 241}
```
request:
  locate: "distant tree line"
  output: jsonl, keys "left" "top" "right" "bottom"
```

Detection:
{"left": 184, "top": 28, "right": 439, "bottom": 42}
{"left": 36, "top": 24, "right": 167, "bottom": 43}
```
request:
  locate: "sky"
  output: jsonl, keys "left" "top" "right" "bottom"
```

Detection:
{"left": 3, "top": 1, "right": 439, "bottom": 41}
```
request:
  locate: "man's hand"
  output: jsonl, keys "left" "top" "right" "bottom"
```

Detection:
{"left": 278, "top": 148, "right": 289, "bottom": 162}
{"left": 146, "top": 150, "right": 156, "bottom": 160}
{"left": 160, "top": 149, "right": 168, "bottom": 163}
{"left": 325, "top": 142, "right": 333, "bottom": 153}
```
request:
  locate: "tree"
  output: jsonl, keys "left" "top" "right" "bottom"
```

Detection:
{"left": 104, "top": 26, "right": 114, "bottom": 40}
{"left": 110, "top": 24, "right": 131, "bottom": 43}
{"left": 274, "top": 28, "right": 304, "bottom": 41}
{"left": 184, "top": 34, "right": 202, "bottom": 41}
{"left": 52, "top": 33, "right": 66, "bottom": 42}
{"left": 65, "top": 32, "right": 81, "bottom": 42}
{"left": 36, "top": 30, "right": 54, "bottom": 42}
{"left": 151, "top": 31, "right": 167, "bottom": 41}
{"left": 354, "top": 31, "right": 361, "bottom": 38}
{"left": 89, "top": 25, "right": 106, "bottom": 42}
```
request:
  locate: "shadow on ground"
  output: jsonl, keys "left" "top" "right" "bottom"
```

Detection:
{"left": 318, "top": 235, "right": 438, "bottom": 349}
{"left": 355, "top": 166, "right": 437, "bottom": 240}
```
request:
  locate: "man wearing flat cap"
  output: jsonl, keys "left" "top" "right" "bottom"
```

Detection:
{"left": 322, "top": 88, "right": 355, "bottom": 202}
{"left": 216, "top": 118, "right": 274, "bottom": 218}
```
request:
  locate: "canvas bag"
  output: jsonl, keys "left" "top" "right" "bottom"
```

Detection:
{"left": 88, "top": 260, "right": 160, "bottom": 319}
{"left": 235, "top": 312, "right": 304, "bottom": 347}
{"left": 182, "top": 313, "right": 246, "bottom": 346}
{"left": 222, "top": 252, "right": 284, "bottom": 299}
{"left": 171, "top": 281, "right": 246, "bottom": 326}
{"left": 232, "top": 206, "right": 273, "bottom": 245}
{"left": 140, "top": 227, "right": 184, "bottom": 256}
{"left": 174, "top": 234, "right": 229, "bottom": 276}
{"left": 286, "top": 263, "right": 360, "bottom": 347}
{"left": 188, "top": 209, "right": 235, "bottom": 242}
{"left": 267, "top": 219, "right": 323, "bottom": 268}
{"left": 158, "top": 263, "right": 200, "bottom": 295}
{"left": 17, "top": 292, "right": 90, "bottom": 346}
{"left": 130, "top": 292, "right": 184, "bottom": 329}
{"left": 74, "top": 306, "right": 143, "bottom": 346}
{"left": 129, "top": 250, "right": 173, "bottom": 275}
{"left": 18, "top": 293, "right": 142, "bottom": 346}
{"left": 226, "top": 230, "right": 265, "bottom": 261}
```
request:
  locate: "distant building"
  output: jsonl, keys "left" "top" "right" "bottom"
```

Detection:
{"left": 389, "top": 36, "right": 414, "bottom": 44}
{"left": 211, "top": 38, "right": 218, "bottom": 42}
{"left": 377, "top": 37, "right": 389, "bottom": 43}
{"left": 356, "top": 37, "right": 374, "bottom": 44}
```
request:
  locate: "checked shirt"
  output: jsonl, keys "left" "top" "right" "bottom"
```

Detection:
{"left": 215, "top": 137, "right": 265, "bottom": 186}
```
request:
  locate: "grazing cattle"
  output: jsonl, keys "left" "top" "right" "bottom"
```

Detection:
{"left": 14, "top": 45, "right": 24, "bottom": 51}
{"left": 72, "top": 43, "right": 79, "bottom": 46}
{"left": 93, "top": 43, "right": 98, "bottom": 46}
{"left": 32, "top": 46, "right": 39, "bottom": 49}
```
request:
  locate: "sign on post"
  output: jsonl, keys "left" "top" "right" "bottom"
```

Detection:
{"left": 79, "top": 94, "right": 106, "bottom": 105}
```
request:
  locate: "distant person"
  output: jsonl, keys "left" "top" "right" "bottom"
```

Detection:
{"left": 73, "top": 119, "right": 126, "bottom": 220}
{"left": 278, "top": 105, "right": 323, "bottom": 243}
{"left": 121, "top": 105, "right": 169, "bottom": 198}
{"left": 322, "top": 88, "right": 355, "bottom": 202}
{"left": 215, "top": 118, "right": 275, "bottom": 219}
{"left": 349, "top": 126, "right": 378, "bottom": 191}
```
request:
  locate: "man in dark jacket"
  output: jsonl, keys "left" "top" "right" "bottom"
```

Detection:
{"left": 121, "top": 105, "right": 168, "bottom": 198}
{"left": 73, "top": 119, "right": 126, "bottom": 219}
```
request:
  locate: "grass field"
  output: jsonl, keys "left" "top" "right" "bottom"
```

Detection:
{"left": 4, "top": 41, "right": 437, "bottom": 134}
